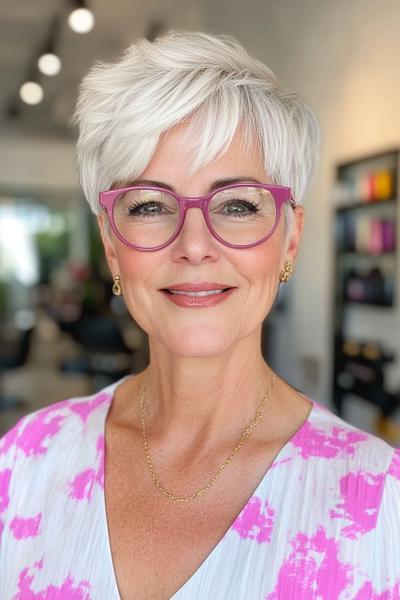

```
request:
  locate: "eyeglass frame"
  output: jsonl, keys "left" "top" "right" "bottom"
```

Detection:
{"left": 99, "top": 182, "right": 296, "bottom": 252}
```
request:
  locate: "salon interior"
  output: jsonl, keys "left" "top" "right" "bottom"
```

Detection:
{"left": 1, "top": 0, "right": 400, "bottom": 446}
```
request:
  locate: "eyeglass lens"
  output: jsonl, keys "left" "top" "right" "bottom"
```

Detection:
{"left": 112, "top": 186, "right": 277, "bottom": 248}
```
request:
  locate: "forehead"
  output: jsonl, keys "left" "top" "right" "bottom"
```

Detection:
{"left": 140, "top": 121, "right": 267, "bottom": 185}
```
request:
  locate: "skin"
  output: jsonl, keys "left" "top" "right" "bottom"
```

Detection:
{"left": 97, "top": 122, "right": 310, "bottom": 474}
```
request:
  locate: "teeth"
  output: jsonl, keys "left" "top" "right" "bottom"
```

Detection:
{"left": 168, "top": 289, "right": 225, "bottom": 296}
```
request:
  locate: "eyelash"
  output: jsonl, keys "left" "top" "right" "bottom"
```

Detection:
{"left": 127, "top": 201, "right": 165, "bottom": 216}
{"left": 223, "top": 199, "right": 261, "bottom": 215}
{"left": 126, "top": 198, "right": 261, "bottom": 217}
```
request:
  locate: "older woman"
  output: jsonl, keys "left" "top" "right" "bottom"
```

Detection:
{"left": 1, "top": 31, "right": 399, "bottom": 600}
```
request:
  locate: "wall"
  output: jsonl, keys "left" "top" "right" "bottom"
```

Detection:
{"left": 0, "top": 134, "right": 77, "bottom": 190}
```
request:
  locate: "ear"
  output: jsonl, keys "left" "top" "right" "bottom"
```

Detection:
{"left": 285, "top": 205, "right": 304, "bottom": 264}
{"left": 96, "top": 212, "right": 120, "bottom": 277}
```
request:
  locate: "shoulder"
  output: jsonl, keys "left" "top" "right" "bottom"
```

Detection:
{"left": 0, "top": 379, "right": 121, "bottom": 488}
{"left": 302, "top": 399, "right": 400, "bottom": 523}
{"left": 0, "top": 379, "right": 125, "bottom": 541}
{"left": 291, "top": 400, "right": 400, "bottom": 555}
{"left": 294, "top": 398, "right": 398, "bottom": 474}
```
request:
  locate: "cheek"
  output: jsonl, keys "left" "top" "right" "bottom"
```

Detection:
{"left": 115, "top": 245, "right": 158, "bottom": 283}
{"left": 241, "top": 238, "right": 285, "bottom": 319}
{"left": 244, "top": 236, "right": 284, "bottom": 286}
{"left": 114, "top": 246, "right": 162, "bottom": 322}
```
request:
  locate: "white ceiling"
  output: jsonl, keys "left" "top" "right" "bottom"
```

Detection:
{"left": 0, "top": 0, "right": 202, "bottom": 138}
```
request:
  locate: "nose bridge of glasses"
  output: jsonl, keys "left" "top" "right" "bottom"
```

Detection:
{"left": 179, "top": 196, "right": 210, "bottom": 235}
{"left": 179, "top": 197, "right": 211, "bottom": 232}
{"left": 175, "top": 195, "right": 221, "bottom": 247}
{"left": 180, "top": 196, "right": 208, "bottom": 210}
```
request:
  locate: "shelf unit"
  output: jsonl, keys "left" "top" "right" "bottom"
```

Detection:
{"left": 332, "top": 148, "right": 400, "bottom": 419}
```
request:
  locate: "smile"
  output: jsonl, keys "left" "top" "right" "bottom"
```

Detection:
{"left": 160, "top": 288, "right": 235, "bottom": 307}
{"left": 166, "top": 289, "right": 229, "bottom": 296}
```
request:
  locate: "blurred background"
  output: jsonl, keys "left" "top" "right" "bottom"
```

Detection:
{"left": 1, "top": 0, "right": 400, "bottom": 445}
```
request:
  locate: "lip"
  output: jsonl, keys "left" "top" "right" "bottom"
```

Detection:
{"left": 160, "top": 287, "right": 235, "bottom": 307}
{"left": 160, "top": 282, "right": 235, "bottom": 292}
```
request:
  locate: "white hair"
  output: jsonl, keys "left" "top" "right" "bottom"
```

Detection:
{"left": 73, "top": 31, "right": 320, "bottom": 234}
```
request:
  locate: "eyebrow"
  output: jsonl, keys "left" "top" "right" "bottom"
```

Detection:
{"left": 126, "top": 176, "right": 262, "bottom": 192}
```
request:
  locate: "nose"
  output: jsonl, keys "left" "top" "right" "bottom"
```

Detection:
{"left": 169, "top": 206, "right": 220, "bottom": 263}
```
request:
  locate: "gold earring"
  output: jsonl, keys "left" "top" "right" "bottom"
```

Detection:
{"left": 279, "top": 261, "right": 294, "bottom": 283}
{"left": 112, "top": 274, "right": 122, "bottom": 296}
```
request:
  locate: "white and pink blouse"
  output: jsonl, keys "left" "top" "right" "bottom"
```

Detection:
{"left": 1, "top": 375, "right": 399, "bottom": 599}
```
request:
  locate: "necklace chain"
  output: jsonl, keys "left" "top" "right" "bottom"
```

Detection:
{"left": 140, "top": 372, "right": 276, "bottom": 503}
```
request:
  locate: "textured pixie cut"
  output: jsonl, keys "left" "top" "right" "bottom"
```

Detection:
{"left": 74, "top": 31, "right": 320, "bottom": 226}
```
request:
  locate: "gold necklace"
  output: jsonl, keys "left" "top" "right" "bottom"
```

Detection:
{"left": 140, "top": 372, "right": 276, "bottom": 503}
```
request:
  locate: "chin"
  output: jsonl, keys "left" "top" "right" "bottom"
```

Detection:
{"left": 162, "top": 326, "right": 235, "bottom": 357}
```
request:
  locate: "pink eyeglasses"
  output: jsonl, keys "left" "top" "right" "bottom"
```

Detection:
{"left": 99, "top": 182, "right": 296, "bottom": 252}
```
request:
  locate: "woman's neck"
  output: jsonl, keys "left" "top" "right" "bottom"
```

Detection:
{"left": 131, "top": 341, "right": 274, "bottom": 453}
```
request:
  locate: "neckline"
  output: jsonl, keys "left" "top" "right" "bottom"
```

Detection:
{"left": 99, "top": 375, "right": 316, "bottom": 600}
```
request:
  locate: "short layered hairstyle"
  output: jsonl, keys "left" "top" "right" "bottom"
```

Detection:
{"left": 73, "top": 31, "right": 320, "bottom": 232}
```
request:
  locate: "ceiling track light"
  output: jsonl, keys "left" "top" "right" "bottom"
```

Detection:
{"left": 19, "top": 81, "right": 44, "bottom": 106}
{"left": 38, "top": 15, "right": 63, "bottom": 76}
{"left": 68, "top": 0, "right": 95, "bottom": 34}
{"left": 7, "top": 2, "right": 94, "bottom": 120}
{"left": 19, "top": 63, "right": 44, "bottom": 106}
{"left": 7, "top": 12, "right": 64, "bottom": 117}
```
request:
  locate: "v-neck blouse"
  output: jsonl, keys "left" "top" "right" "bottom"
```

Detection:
{"left": 0, "top": 376, "right": 399, "bottom": 599}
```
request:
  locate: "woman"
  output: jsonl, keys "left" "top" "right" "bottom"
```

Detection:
{"left": 1, "top": 31, "right": 399, "bottom": 600}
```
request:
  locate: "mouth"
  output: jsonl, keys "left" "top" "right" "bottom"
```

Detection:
{"left": 162, "top": 287, "right": 233, "bottom": 297}
{"left": 159, "top": 284, "right": 237, "bottom": 307}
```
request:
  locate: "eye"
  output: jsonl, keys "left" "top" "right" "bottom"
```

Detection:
{"left": 127, "top": 200, "right": 165, "bottom": 216}
{"left": 221, "top": 198, "right": 261, "bottom": 217}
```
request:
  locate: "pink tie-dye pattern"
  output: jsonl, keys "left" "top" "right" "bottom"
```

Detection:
{"left": 0, "top": 468, "right": 11, "bottom": 542}
{"left": 69, "top": 434, "right": 105, "bottom": 501}
{"left": 329, "top": 470, "right": 385, "bottom": 539}
{"left": 0, "top": 467, "right": 11, "bottom": 513}
{"left": 12, "top": 563, "right": 91, "bottom": 599}
{"left": 0, "top": 396, "right": 109, "bottom": 461}
{"left": 354, "top": 579, "right": 400, "bottom": 600}
{"left": 0, "top": 422, "right": 21, "bottom": 456}
{"left": 69, "top": 393, "right": 110, "bottom": 424}
{"left": 292, "top": 421, "right": 368, "bottom": 459}
{"left": 232, "top": 496, "right": 275, "bottom": 543}
{"left": 388, "top": 449, "right": 400, "bottom": 481}
{"left": 10, "top": 513, "right": 42, "bottom": 540}
{"left": 265, "top": 526, "right": 353, "bottom": 600}
{"left": 15, "top": 411, "right": 67, "bottom": 458}
{"left": 96, "top": 433, "right": 105, "bottom": 489}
